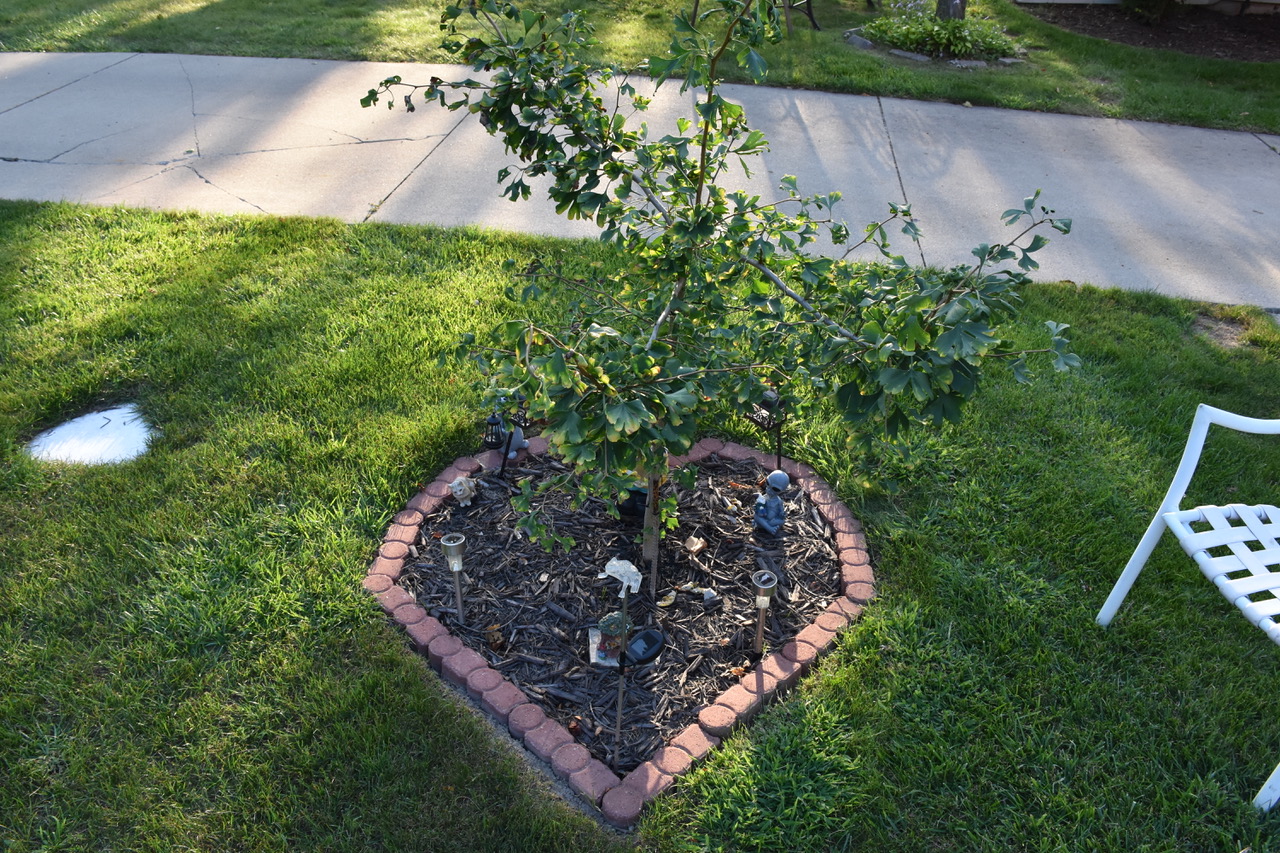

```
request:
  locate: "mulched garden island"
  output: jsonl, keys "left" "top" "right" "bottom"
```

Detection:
{"left": 363, "top": 435, "right": 876, "bottom": 828}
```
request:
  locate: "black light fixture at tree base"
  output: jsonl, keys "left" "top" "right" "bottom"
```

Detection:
{"left": 499, "top": 396, "right": 531, "bottom": 478}
{"left": 743, "top": 389, "right": 787, "bottom": 471}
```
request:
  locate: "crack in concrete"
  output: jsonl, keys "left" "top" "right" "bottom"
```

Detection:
{"left": 178, "top": 57, "right": 201, "bottom": 158}
{"left": 46, "top": 128, "right": 131, "bottom": 163}
{"left": 184, "top": 163, "right": 267, "bottom": 212}
{"left": 363, "top": 111, "right": 471, "bottom": 222}
{"left": 87, "top": 161, "right": 268, "bottom": 212}
{"left": 875, "top": 96, "right": 926, "bottom": 267}
{"left": 179, "top": 130, "right": 449, "bottom": 158}
{"left": 1256, "top": 133, "right": 1280, "bottom": 157}
{"left": 0, "top": 53, "right": 140, "bottom": 117}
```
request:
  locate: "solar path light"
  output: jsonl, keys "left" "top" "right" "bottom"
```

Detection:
{"left": 440, "top": 532, "right": 467, "bottom": 626}
{"left": 751, "top": 568, "right": 778, "bottom": 654}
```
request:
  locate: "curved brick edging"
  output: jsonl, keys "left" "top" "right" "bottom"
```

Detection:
{"left": 363, "top": 435, "right": 876, "bottom": 829}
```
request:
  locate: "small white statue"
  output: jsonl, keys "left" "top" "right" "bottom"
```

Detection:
{"left": 449, "top": 476, "right": 478, "bottom": 507}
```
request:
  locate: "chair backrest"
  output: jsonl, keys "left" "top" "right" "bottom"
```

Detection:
{"left": 1155, "top": 404, "right": 1280, "bottom": 519}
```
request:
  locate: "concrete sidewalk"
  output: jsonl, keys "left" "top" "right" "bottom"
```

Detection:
{"left": 2, "top": 51, "right": 1277, "bottom": 306}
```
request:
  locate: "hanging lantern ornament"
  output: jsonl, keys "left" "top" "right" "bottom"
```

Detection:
{"left": 482, "top": 412, "right": 505, "bottom": 450}
{"left": 508, "top": 394, "right": 532, "bottom": 430}
{"left": 744, "top": 389, "right": 787, "bottom": 470}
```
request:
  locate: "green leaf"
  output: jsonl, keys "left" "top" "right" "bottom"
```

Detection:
{"left": 923, "top": 393, "right": 963, "bottom": 425}
{"left": 878, "top": 367, "right": 911, "bottom": 394}
{"left": 908, "top": 371, "right": 932, "bottom": 401}
{"left": 836, "top": 382, "right": 880, "bottom": 421}
{"left": 546, "top": 350, "right": 573, "bottom": 386}
{"left": 739, "top": 47, "right": 768, "bottom": 81}
{"left": 660, "top": 387, "right": 699, "bottom": 422}
{"left": 604, "top": 399, "right": 650, "bottom": 441}
{"left": 544, "top": 409, "right": 585, "bottom": 444}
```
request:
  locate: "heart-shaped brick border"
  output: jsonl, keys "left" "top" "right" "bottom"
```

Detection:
{"left": 362, "top": 435, "right": 876, "bottom": 828}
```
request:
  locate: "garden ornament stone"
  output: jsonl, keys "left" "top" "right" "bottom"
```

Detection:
{"left": 753, "top": 469, "right": 791, "bottom": 536}
{"left": 449, "top": 476, "right": 478, "bottom": 506}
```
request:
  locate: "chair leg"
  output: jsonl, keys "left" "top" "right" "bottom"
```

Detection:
{"left": 1254, "top": 761, "right": 1280, "bottom": 810}
{"left": 1097, "top": 513, "right": 1168, "bottom": 627}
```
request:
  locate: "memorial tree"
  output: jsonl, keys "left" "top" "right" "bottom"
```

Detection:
{"left": 363, "top": 0, "right": 1076, "bottom": 587}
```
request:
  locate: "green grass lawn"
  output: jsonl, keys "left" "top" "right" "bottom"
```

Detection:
{"left": 5, "top": 199, "right": 1280, "bottom": 850}
{"left": 0, "top": 0, "right": 1276, "bottom": 132}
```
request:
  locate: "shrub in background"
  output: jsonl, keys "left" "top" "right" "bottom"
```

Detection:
{"left": 860, "top": 12, "right": 1015, "bottom": 59}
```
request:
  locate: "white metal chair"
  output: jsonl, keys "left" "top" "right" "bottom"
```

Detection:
{"left": 1097, "top": 403, "right": 1280, "bottom": 810}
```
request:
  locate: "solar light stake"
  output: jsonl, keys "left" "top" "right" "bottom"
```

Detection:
{"left": 752, "top": 569, "right": 778, "bottom": 654}
{"left": 441, "top": 533, "right": 467, "bottom": 625}
{"left": 612, "top": 584, "right": 630, "bottom": 769}
{"left": 613, "top": 626, "right": 665, "bottom": 771}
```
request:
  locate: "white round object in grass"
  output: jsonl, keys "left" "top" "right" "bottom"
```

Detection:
{"left": 26, "top": 404, "right": 153, "bottom": 464}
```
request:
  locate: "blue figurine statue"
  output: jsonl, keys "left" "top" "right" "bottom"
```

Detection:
{"left": 753, "top": 470, "right": 790, "bottom": 536}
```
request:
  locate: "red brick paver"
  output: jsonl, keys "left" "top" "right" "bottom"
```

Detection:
{"left": 393, "top": 603, "right": 427, "bottom": 627}
{"left": 508, "top": 701, "right": 547, "bottom": 739}
{"left": 649, "top": 745, "right": 693, "bottom": 777}
{"left": 551, "top": 742, "right": 591, "bottom": 780}
{"left": 465, "top": 666, "right": 503, "bottom": 700}
{"left": 426, "top": 634, "right": 463, "bottom": 671}
{"left": 525, "top": 719, "right": 575, "bottom": 762}
{"left": 698, "top": 703, "right": 738, "bottom": 739}
{"left": 601, "top": 785, "right": 645, "bottom": 828}
{"left": 669, "top": 723, "right": 720, "bottom": 761}
{"left": 480, "top": 682, "right": 529, "bottom": 723}
{"left": 569, "top": 759, "right": 620, "bottom": 805}
{"left": 405, "top": 616, "right": 448, "bottom": 653}
{"left": 619, "top": 760, "right": 675, "bottom": 799}
{"left": 375, "top": 585, "right": 414, "bottom": 616}
{"left": 361, "top": 574, "right": 392, "bottom": 594}
{"left": 781, "top": 637, "right": 820, "bottom": 672}
{"left": 759, "top": 651, "right": 805, "bottom": 691}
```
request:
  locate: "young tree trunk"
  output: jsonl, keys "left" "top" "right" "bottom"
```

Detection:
{"left": 935, "top": 0, "right": 965, "bottom": 19}
{"left": 642, "top": 469, "right": 662, "bottom": 597}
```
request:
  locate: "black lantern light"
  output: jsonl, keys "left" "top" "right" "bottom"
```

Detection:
{"left": 744, "top": 389, "right": 787, "bottom": 470}
{"left": 498, "top": 395, "right": 532, "bottom": 477}
{"left": 482, "top": 412, "right": 505, "bottom": 450}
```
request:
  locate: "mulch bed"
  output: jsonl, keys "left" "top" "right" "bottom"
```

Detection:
{"left": 398, "top": 450, "right": 840, "bottom": 774}
{"left": 1020, "top": 2, "right": 1280, "bottom": 62}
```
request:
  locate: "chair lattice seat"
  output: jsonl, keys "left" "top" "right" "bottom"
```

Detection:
{"left": 1098, "top": 406, "right": 1280, "bottom": 810}
{"left": 1164, "top": 504, "right": 1280, "bottom": 645}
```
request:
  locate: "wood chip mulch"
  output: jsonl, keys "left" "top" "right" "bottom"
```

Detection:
{"left": 399, "top": 450, "right": 840, "bottom": 773}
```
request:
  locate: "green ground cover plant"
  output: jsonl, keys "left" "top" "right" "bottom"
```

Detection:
{"left": 0, "top": 0, "right": 1275, "bottom": 132}
{"left": 858, "top": 12, "right": 1015, "bottom": 60}
{"left": 5, "top": 200, "right": 1280, "bottom": 850}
